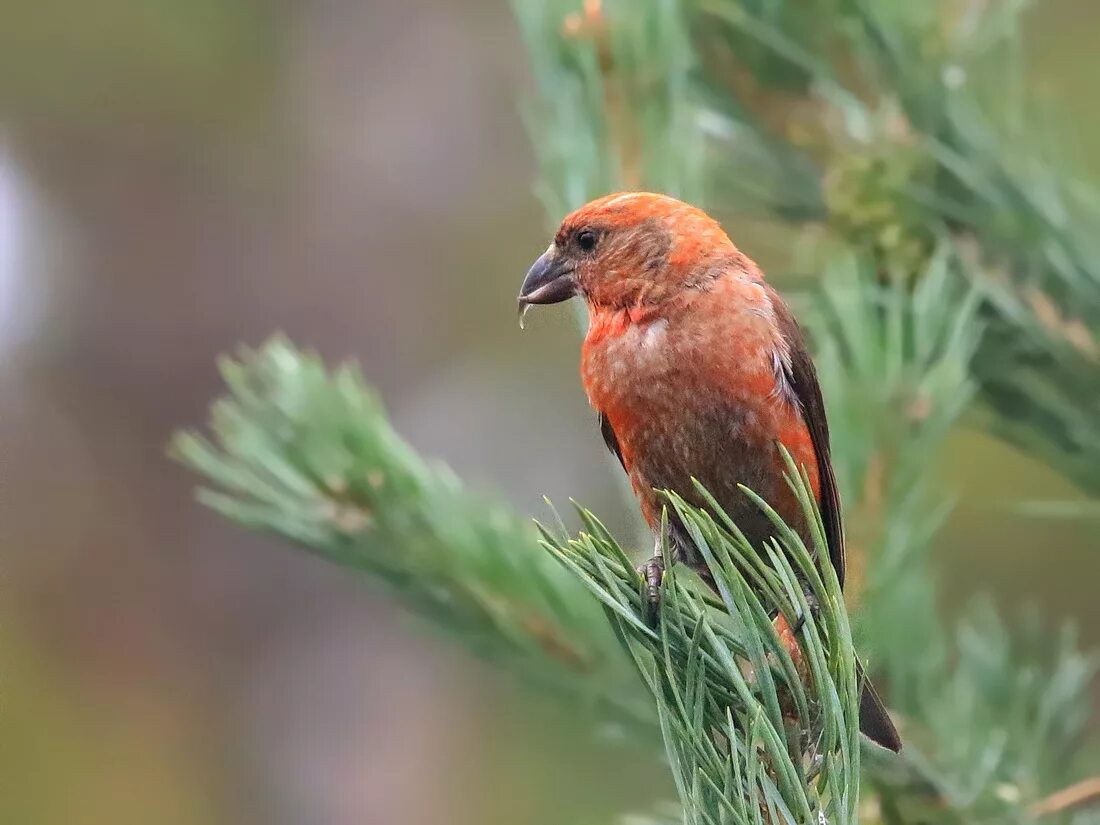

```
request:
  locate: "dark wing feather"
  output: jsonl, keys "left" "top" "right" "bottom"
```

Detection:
{"left": 766, "top": 286, "right": 846, "bottom": 586}
{"left": 598, "top": 411, "right": 626, "bottom": 470}
{"left": 766, "top": 290, "right": 903, "bottom": 752}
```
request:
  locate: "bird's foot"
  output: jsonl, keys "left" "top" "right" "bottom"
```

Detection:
{"left": 789, "top": 610, "right": 807, "bottom": 634}
{"left": 637, "top": 555, "right": 665, "bottom": 628}
{"left": 772, "top": 590, "right": 819, "bottom": 634}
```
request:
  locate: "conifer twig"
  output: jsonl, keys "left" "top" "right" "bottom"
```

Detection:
{"left": 1028, "top": 776, "right": 1100, "bottom": 819}
{"left": 169, "top": 339, "right": 651, "bottom": 727}
{"left": 539, "top": 452, "right": 861, "bottom": 824}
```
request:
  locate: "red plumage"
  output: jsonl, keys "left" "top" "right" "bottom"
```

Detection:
{"left": 581, "top": 274, "right": 819, "bottom": 548}
{"left": 519, "top": 191, "right": 900, "bottom": 753}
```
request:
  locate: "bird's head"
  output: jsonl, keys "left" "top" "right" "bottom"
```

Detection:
{"left": 518, "top": 192, "right": 742, "bottom": 319}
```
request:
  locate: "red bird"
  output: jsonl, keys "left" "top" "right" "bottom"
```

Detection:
{"left": 518, "top": 192, "right": 900, "bottom": 752}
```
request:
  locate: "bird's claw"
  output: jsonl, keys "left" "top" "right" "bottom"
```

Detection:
{"left": 789, "top": 591, "right": 821, "bottom": 633}
{"left": 638, "top": 555, "right": 665, "bottom": 628}
{"left": 790, "top": 610, "right": 807, "bottom": 634}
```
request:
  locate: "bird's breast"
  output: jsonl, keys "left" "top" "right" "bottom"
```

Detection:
{"left": 580, "top": 307, "right": 817, "bottom": 539}
{"left": 581, "top": 307, "right": 781, "bottom": 437}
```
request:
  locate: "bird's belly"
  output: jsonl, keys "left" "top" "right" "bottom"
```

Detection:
{"left": 582, "top": 317, "right": 815, "bottom": 551}
{"left": 625, "top": 398, "right": 792, "bottom": 548}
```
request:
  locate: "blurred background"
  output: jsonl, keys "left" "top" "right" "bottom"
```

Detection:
{"left": 2, "top": 1, "right": 1098, "bottom": 823}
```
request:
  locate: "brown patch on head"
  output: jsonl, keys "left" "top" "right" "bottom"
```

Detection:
{"left": 554, "top": 192, "right": 745, "bottom": 309}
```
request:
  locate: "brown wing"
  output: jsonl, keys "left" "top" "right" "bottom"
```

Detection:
{"left": 765, "top": 285, "right": 846, "bottom": 586}
{"left": 767, "top": 297, "right": 902, "bottom": 750}
{"left": 598, "top": 411, "right": 626, "bottom": 470}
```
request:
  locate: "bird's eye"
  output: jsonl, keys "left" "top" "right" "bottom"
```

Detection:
{"left": 576, "top": 229, "right": 597, "bottom": 252}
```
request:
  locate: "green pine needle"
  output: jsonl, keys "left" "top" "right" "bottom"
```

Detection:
{"left": 537, "top": 449, "right": 860, "bottom": 824}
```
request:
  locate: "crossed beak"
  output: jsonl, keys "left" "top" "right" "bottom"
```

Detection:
{"left": 517, "top": 247, "right": 578, "bottom": 320}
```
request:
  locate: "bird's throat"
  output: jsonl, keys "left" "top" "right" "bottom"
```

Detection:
{"left": 584, "top": 304, "right": 664, "bottom": 347}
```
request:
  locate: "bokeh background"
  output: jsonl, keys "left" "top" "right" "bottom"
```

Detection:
{"left": 2, "top": 1, "right": 1098, "bottom": 823}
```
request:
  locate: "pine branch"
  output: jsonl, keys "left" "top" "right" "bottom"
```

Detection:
{"left": 814, "top": 261, "right": 1097, "bottom": 823}
{"left": 168, "top": 340, "right": 650, "bottom": 727}
{"left": 542, "top": 455, "right": 861, "bottom": 824}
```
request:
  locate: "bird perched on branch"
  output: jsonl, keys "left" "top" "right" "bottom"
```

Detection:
{"left": 517, "top": 191, "right": 901, "bottom": 753}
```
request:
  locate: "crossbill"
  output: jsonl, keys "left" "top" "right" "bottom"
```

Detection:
{"left": 518, "top": 192, "right": 901, "bottom": 752}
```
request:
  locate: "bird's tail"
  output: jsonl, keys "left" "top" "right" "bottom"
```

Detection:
{"left": 856, "top": 659, "right": 902, "bottom": 752}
